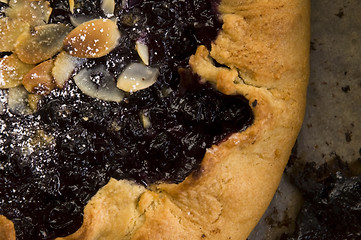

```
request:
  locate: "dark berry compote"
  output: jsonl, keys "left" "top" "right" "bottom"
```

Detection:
{"left": 0, "top": 0, "right": 254, "bottom": 239}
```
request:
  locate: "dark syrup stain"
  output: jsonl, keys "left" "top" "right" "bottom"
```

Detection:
{"left": 341, "top": 85, "right": 351, "bottom": 93}
{"left": 335, "top": 8, "right": 345, "bottom": 18}
{"left": 345, "top": 130, "right": 352, "bottom": 142}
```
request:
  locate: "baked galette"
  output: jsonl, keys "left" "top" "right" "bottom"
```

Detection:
{"left": 0, "top": 0, "right": 310, "bottom": 239}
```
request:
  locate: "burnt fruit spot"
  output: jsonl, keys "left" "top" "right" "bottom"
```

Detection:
{"left": 282, "top": 159, "right": 361, "bottom": 240}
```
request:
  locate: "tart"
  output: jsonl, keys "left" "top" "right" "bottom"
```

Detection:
{"left": 0, "top": 0, "right": 310, "bottom": 239}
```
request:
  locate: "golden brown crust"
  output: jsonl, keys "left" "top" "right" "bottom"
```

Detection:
{"left": 2, "top": 0, "right": 310, "bottom": 239}
{"left": 0, "top": 216, "right": 16, "bottom": 240}
{"left": 56, "top": 179, "right": 146, "bottom": 240}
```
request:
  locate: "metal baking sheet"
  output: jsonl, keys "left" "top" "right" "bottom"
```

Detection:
{"left": 249, "top": 0, "right": 361, "bottom": 239}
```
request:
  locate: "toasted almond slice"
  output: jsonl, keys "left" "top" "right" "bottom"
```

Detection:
{"left": 52, "top": 51, "right": 87, "bottom": 88}
{"left": 69, "top": 0, "right": 74, "bottom": 14}
{"left": 28, "top": 93, "right": 42, "bottom": 111}
{"left": 0, "top": 17, "right": 30, "bottom": 52}
{"left": 8, "top": 86, "right": 32, "bottom": 115}
{"left": 64, "top": 19, "right": 121, "bottom": 58}
{"left": 15, "top": 24, "right": 72, "bottom": 64}
{"left": 101, "top": 0, "right": 115, "bottom": 17}
{"left": 74, "top": 65, "right": 124, "bottom": 102}
{"left": 135, "top": 40, "right": 149, "bottom": 65}
{"left": 22, "top": 59, "right": 56, "bottom": 95}
{"left": 117, "top": 63, "right": 159, "bottom": 93}
{"left": 140, "top": 112, "right": 151, "bottom": 129}
{"left": 70, "top": 15, "right": 96, "bottom": 27}
{"left": 0, "top": 54, "right": 35, "bottom": 89}
{"left": 30, "top": 130, "right": 55, "bottom": 149}
{"left": 6, "top": 0, "right": 52, "bottom": 26}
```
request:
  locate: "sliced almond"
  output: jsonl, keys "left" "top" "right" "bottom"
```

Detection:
{"left": 70, "top": 15, "right": 96, "bottom": 27}
{"left": 0, "top": 17, "right": 30, "bottom": 52}
{"left": 74, "top": 65, "right": 124, "bottom": 102}
{"left": 69, "top": 0, "right": 74, "bottom": 14}
{"left": 140, "top": 112, "right": 151, "bottom": 129}
{"left": 136, "top": 40, "right": 149, "bottom": 65}
{"left": 101, "top": 0, "right": 115, "bottom": 17}
{"left": 15, "top": 24, "right": 72, "bottom": 64}
{"left": 52, "top": 51, "right": 86, "bottom": 88}
{"left": 22, "top": 59, "right": 56, "bottom": 95}
{"left": 64, "top": 19, "right": 121, "bottom": 58}
{"left": 6, "top": 0, "right": 52, "bottom": 26}
{"left": 30, "top": 130, "right": 55, "bottom": 148}
{"left": 119, "top": 13, "right": 140, "bottom": 26}
{"left": 0, "top": 54, "right": 35, "bottom": 89}
{"left": 28, "top": 93, "right": 42, "bottom": 111}
{"left": 117, "top": 63, "right": 159, "bottom": 93}
{"left": 8, "top": 86, "right": 32, "bottom": 115}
